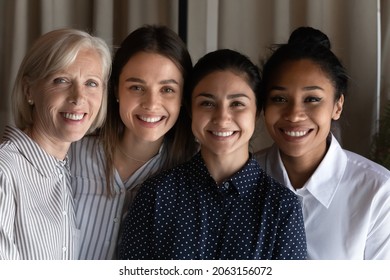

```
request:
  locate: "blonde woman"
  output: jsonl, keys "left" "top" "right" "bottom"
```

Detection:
{"left": 0, "top": 28, "right": 111, "bottom": 260}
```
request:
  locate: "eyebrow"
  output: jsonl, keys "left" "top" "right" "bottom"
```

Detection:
{"left": 195, "top": 92, "right": 252, "bottom": 100}
{"left": 269, "top": 85, "right": 325, "bottom": 91}
{"left": 125, "top": 77, "right": 179, "bottom": 85}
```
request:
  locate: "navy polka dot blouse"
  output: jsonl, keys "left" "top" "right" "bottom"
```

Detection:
{"left": 118, "top": 153, "right": 307, "bottom": 260}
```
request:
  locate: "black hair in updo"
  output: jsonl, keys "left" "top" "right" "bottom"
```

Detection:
{"left": 260, "top": 26, "right": 349, "bottom": 109}
{"left": 288, "top": 26, "right": 331, "bottom": 49}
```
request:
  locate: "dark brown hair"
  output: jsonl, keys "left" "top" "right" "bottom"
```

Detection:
{"left": 102, "top": 25, "right": 197, "bottom": 195}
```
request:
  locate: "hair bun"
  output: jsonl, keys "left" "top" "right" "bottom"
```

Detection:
{"left": 288, "top": 26, "right": 331, "bottom": 49}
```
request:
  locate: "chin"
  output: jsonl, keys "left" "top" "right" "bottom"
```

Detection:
{"left": 64, "top": 131, "right": 89, "bottom": 143}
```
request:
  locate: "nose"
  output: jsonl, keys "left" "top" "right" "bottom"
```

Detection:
{"left": 141, "top": 91, "right": 160, "bottom": 110}
{"left": 212, "top": 106, "right": 231, "bottom": 126}
{"left": 283, "top": 102, "right": 307, "bottom": 122}
{"left": 68, "top": 83, "right": 85, "bottom": 105}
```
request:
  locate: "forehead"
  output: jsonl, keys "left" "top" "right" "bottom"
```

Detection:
{"left": 270, "top": 59, "right": 334, "bottom": 88}
{"left": 124, "top": 52, "right": 180, "bottom": 71}
{"left": 119, "top": 51, "right": 183, "bottom": 83}
{"left": 193, "top": 70, "right": 254, "bottom": 96}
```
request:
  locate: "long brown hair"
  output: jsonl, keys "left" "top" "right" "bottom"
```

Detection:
{"left": 101, "top": 25, "right": 197, "bottom": 196}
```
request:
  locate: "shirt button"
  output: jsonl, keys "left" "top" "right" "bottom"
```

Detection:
{"left": 62, "top": 247, "right": 67, "bottom": 252}
{"left": 62, "top": 211, "right": 67, "bottom": 216}
{"left": 113, "top": 217, "right": 119, "bottom": 223}
{"left": 59, "top": 174, "right": 63, "bottom": 179}
{"left": 223, "top": 182, "right": 229, "bottom": 189}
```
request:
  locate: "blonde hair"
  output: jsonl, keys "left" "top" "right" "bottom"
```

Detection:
{"left": 12, "top": 28, "right": 112, "bottom": 132}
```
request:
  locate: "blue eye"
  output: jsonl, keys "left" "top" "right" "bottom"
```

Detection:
{"left": 53, "top": 77, "right": 67, "bottom": 84}
{"left": 86, "top": 80, "right": 99, "bottom": 87}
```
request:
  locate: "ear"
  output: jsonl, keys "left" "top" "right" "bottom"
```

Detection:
{"left": 332, "top": 94, "right": 344, "bottom": 120}
{"left": 22, "top": 77, "right": 33, "bottom": 102}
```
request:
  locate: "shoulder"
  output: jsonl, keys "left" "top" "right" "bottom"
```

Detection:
{"left": 254, "top": 146, "right": 274, "bottom": 167}
{"left": 142, "top": 159, "right": 192, "bottom": 188}
{"left": 69, "top": 135, "right": 103, "bottom": 161}
{"left": 344, "top": 149, "right": 390, "bottom": 183}
{"left": 264, "top": 175, "right": 297, "bottom": 201}
{"left": 341, "top": 150, "right": 390, "bottom": 199}
{"left": 0, "top": 141, "right": 21, "bottom": 171}
{"left": 68, "top": 135, "right": 105, "bottom": 178}
{"left": 0, "top": 142, "right": 22, "bottom": 189}
{"left": 254, "top": 161, "right": 299, "bottom": 206}
{"left": 70, "top": 135, "right": 101, "bottom": 153}
{"left": 327, "top": 134, "right": 389, "bottom": 181}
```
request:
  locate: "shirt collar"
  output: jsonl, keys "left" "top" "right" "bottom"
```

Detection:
{"left": 266, "top": 134, "right": 347, "bottom": 208}
{"left": 229, "top": 155, "right": 261, "bottom": 196}
{"left": 190, "top": 152, "right": 260, "bottom": 196}
{"left": 2, "top": 126, "right": 66, "bottom": 178}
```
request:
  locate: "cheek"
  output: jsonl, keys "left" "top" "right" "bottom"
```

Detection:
{"left": 118, "top": 102, "right": 132, "bottom": 124}
{"left": 89, "top": 93, "right": 104, "bottom": 108}
{"left": 316, "top": 114, "right": 333, "bottom": 130}
{"left": 312, "top": 107, "right": 335, "bottom": 125}
{"left": 264, "top": 108, "right": 278, "bottom": 127}
{"left": 165, "top": 98, "right": 182, "bottom": 118}
{"left": 191, "top": 112, "right": 206, "bottom": 136}
{"left": 33, "top": 102, "right": 58, "bottom": 125}
{"left": 239, "top": 110, "right": 257, "bottom": 130}
{"left": 119, "top": 96, "right": 137, "bottom": 112}
{"left": 36, "top": 94, "right": 63, "bottom": 112}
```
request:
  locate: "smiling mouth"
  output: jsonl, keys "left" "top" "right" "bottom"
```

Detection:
{"left": 137, "top": 115, "right": 164, "bottom": 123}
{"left": 62, "top": 113, "right": 85, "bottom": 121}
{"left": 282, "top": 130, "right": 311, "bottom": 137}
{"left": 211, "top": 131, "right": 235, "bottom": 137}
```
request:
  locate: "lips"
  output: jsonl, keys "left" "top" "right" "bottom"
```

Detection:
{"left": 211, "top": 131, "right": 235, "bottom": 137}
{"left": 280, "top": 127, "right": 314, "bottom": 139}
{"left": 62, "top": 112, "right": 85, "bottom": 121}
{"left": 283, "top": 130, "right": 309, "bottom": 137}
{"left": 137, "top": 115, "right": 164, "bottom": 123}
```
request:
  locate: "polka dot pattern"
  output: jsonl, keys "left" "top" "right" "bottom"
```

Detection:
{"left": 118, "top": 153, "right": 307, "bottom": 260}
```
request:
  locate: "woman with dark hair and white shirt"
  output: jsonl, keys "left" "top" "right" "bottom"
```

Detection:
{"left": 0, "top": 28, "right": 111, "bottom": 260}
{"left": 256, "top": 26, "right": 390, "bottom": 259}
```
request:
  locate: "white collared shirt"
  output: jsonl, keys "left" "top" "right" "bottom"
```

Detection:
{"left": 0, "top": 126, "right": 77, "bottom": 260}
{"left": 255, "top": 134, "right": 390, "bottom": 259}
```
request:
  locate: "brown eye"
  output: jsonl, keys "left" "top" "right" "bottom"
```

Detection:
{"left": 305, "top": 97, "right": 322, "bottom": 102}
{"left": 270, "top": 96, "right": 287, "bottom": 103}
{"left": 231, "top": 101, "right": 244, "bottom": 107}
{"left": 200, "top": 100, "right": 214, "bottom": 108}
{"left": 161, "top": 87, "right": 174, "bottom": 94}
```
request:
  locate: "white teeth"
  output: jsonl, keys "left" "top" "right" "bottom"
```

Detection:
{"left": 284, "top": 130, "right": 308, "bottom": 137}
{"left": 139, "top": 116, "right": 163, "bottom": 123}
{"left": 63, "top": 113, "right": 84, "bottom": 120}
{"left": 212, "top": 131, "right": 234, "bottom": 137}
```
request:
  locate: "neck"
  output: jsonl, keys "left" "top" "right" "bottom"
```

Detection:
{"left": 114, "top": 135, "right": 163, "bottom": 182}
{"left": 280, "top": 147, "right": 327, "bottom": 189}
{"left": 117, "top": 134, "right": 163, "bottom": 164}
{"left": 27, "top": 128, "right": 69, "bottom": 160}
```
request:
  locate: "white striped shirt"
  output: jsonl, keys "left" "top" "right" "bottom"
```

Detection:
{"left": 0, "top": 126, "right": 78, "bottom": 260}
{"left": 69, "top": 136, "right": 166, "bottom": 259}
